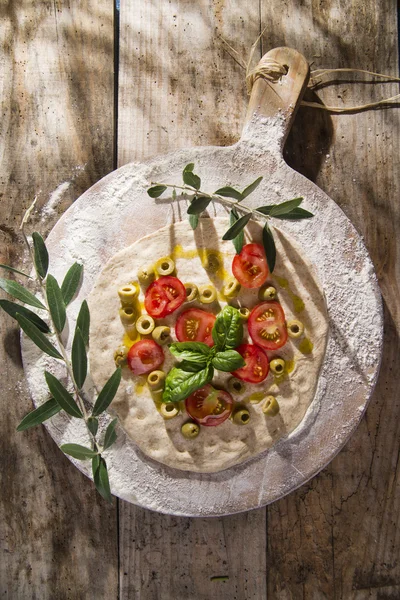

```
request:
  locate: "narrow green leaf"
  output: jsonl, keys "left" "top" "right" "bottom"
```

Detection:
{"left": 94, "top": 456, "right": 112, "bottom": 503}
{"left": 61, "top": 443, "right": 98, "bottom": 460}
{"left": 255, "top": 205, "right": 274, "bottom": 216}
{"left": 32, "top": 232, "right": 49, "bottom": 279}
{"left": 0, "top": 277, "right": 46, "bottom": 310}
{"left": 76, "top": 300, "right": 90, "bottom": 345}
{"left": 44, "top": 371, "right": 83, "bottom": 418}
{"left": 0, "top": 299, "right": 50, "bottom": 333}
{"left": 92, "top": 367, "right": 122, "bottom": 417}
{"left": 188, "top": 213, "right": 199, "bottom": 230}
{"left": 214, "top": 186, "right": 243, "bottom": 201}
{"left": 103, "top": 418, "right": 118, "bottom": 450}
{"left": 212, "top": 349, "right": 245, "bottom": 372}
{"left": 16, "top": 313, "right": 63, "bottom": 359}
{"left": 241, "top": 176, "right": 263, "bottom": 199}
{"left": 172, "top": 188, "right": 177, "bottom": 200}
{"left": 183, "top": 163, "right": 195, "bottom": 173}
{"left": 187, "top": 195, "right": 211, "bottom": 215}
{"left": 92, "top": 454, "right": 100, "bottom": 479}
{"left": 17, "top": 398, "right": 61, "bottom": 431}
{"left": 229, "top": 209, "right": 244, "bottom": 254}
{"left": 269, "top": 197, "right": 303, "bottom": 217}
{"left": 87, "top": 416, "right": 99, "bottom": 437}
{"left": 275, "top": 207, "right": 314, "bottom": 220}
{"left": 147, "top": 185, "right": 167, "bottom": 198}
{"left": 222, "top": 213, "right": 252, "bottom": 241}
{"left": 72, "top": 327, "right": 87, "bottom": 389}
{"left": 0, "top": 264, "right": 31, "bottom": 278}
{"left": 183, "top": 171, "right": 201, "bottom": 189}
{"left": 46, "top": 274, "right": 66, "bottom": 333}
{"left": 262, "top": 223, "right": 276, "bottom": 273}
{"left": 61, "top": 262, "right": 83, "bottom": 305}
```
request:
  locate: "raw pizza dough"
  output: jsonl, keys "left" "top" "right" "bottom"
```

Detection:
{"left": 88, "top": 218, "right": 328, "bottom": 472}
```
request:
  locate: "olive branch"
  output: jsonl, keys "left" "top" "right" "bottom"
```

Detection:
{"left": 0, "top": 199, "right": 121, "bottom": 503}
{"left": 148, "top": 163, "right": 314, "bottom": 272}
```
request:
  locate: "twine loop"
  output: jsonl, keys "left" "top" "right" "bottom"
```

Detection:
{"left": 246, "top": 57, "right": 288, "bottom": 94}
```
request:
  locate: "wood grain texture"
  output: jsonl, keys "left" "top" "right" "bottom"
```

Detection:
{"left": 0, "top": 1, "right": 117, "bottom": 598}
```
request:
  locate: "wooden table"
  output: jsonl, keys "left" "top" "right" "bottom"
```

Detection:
{"left": 1, "top": 2, "right": 399, "bottom": 598}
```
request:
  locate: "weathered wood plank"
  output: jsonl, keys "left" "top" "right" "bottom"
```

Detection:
{"left": 260, "top": 0, "right": 400, "bottom": 598}
{"left": 117, "top": 1, "right": 267, "bottom": 599}
{"left": 0, "top": 1, "right": 117, "bottom": 598}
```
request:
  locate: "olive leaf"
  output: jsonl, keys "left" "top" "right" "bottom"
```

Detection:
{"left": 169, "top": 341, "right": 212, "bottom": 366}
{"left": 275, "top": 207, "right": 314, "bottom": 220}
{"left": 187, "top": 195, "right": 211, "bottom": 215}
{"left": 214, "top": 186, "right": 243, "bottom": 201}
{"left": 92, "top": 367, "right": 122, "bottom": 417}
{"left": 188, "top": 213, "right": 199, "bottom": 230}
{"left": 61, "top": 262, "right": 83, "bottom": 305}
{"left": 269, "top": 197, "right": 303, "bottom": 217}
{"left": 0, "top": 264, "right": 31, "bottom": 278}
{"left": 0, "top": 277, "right": 46, "bottom": 310}
{"left": 46, "top": 274, "right": 66, "bottom": 333}
{"left": 183, "top": 170, "right": 201, "bottom": 190}
{"left": 87, "top": 417, "right": 99, "bottom": 437}
{"left": 222, "top": 213, "right": 252, "bottom": 241}
{"left": 255, "top": 205, "right": 274, "bottom": 216}
{"left": 32, "top": 232, "right": 49, "bottom": 279}
{"left": 92, "top": 454, "right": 100, "bottom": 479}
{"left": 242, "top": 176, "right": 263, "bottom": 199}
{"left": 103, "top": 418, "right": 118, "bottom": 450}
{"left": 93, "top": 456, "right": 112, "bottom": 503}
{"left": 212, "top": 305, "right": 243, "bottom": 350}
{"left": 72, "top": 327, "right": 87, "bottom": 389}
{"left": 229, "top": 209, "right": 244, "bottom": 254}
{"left": 212, "top": 349, "right": 245, "bottom": 372}
{"left": 163, "top": 364, "right": 214, "bottom": 404}
{"left": 183, "top": 163, "right": 194, "bottom": 173}
{"left": 0, "top": 299, "right": 50, "bottom": 333}
{"left": 60, "top": 443, "right": 98, "bottom": 460}
{"left": 44, "top": 371, "right": 83, "bottom": 418}
{"left": 147, "top": 185, "right": 167, "bottom": 198}
{"left": 76, "top": 300, "right": 90, "bottom": 345}
{"left": 16, "top": 313, "right": 63, "bottom": 359}
{"left": 16, "top": 398, "right": 61, "bottom": 431}
{"left": 262, "top": 222, "right": 276, "bottom": 273}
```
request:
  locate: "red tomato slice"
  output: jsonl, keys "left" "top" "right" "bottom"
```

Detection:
{"left": 127, "top": 339, "right": 164, "bottom": 375}
{"left": 232, "top": 343, "right": 270, "bottom": 383}
{"left": 175, "top": 308, "right": 216, "bottom": 347}
{"left": 232, "top": 243, "right": 269, "bottom": 289}
{"left": 185, "top": 384, "right": 233, "bottom": 426}
{"left": 144, "top": 276, "right": 186, "bottom": 318}
{"left": 248, "top": 301, "right": 288, "bottom": 350}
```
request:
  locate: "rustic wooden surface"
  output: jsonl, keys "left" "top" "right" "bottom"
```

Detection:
{"left": 1, "top": 1, "right": 399, "bottom": 598}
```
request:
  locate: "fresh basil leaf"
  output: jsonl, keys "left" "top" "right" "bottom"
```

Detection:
{"left": 269, "top": 197, "right": 303, "bottom": 217}
{"left": 212, "top": 305, "right": 243, "bottom": 350}
{"left": 263, "top": 223, "right": 276, "bottom": 273}
{"left": 214, "top": 186, "right": 243, "bottom": 201}
{"left": 87, "top": 416, "right": 99, "bottom": 437}
{"left": 147, "top": 185, "right": 167, "bottom": 198}
{"left": 229, "top": 209, "right": 244, "bottom": 254}
{"left": 16, "top": 314, "right": 63, "bottom": 359}
{"left": 241, "top": 176, "right": 263, "bottom": 199}
{"left": 44, "top": 371, "right": 83, "bottom": 418}
{"left": 93, "top": 456, "right": 112, "bottom": 503}
{"left": 187, "top": 195, "right": 211, "bottom": 215}
{"left": 163, "top": 364, "right": 214, "bottom": 403}
{"left": 183, "top": 170, "right": 201, "bottom": 189}
{"left": 103, "top": 418, "right": 118, "bottom": 450}
{"left": 188, "top": 213, "right": 199, "bottom": 230}
{"left": 212, "top": 349, "right": 245, "bottom": 372}
{"left": 169, "top": 342, "right": 211, "bottom": 366}
{"left": 76, "top": 300, "right": 90, "bottom": 345}
{"left": 0, "top": 299, "right": 50, "bottom": 333}
{"left": 61, "top": 262, "right": 83, "bottom": 305}
{"left": 32, "top": 232, "right": 49, "bottom": 279}
{"left": 46, "top": 274, "right": 66, "bottom": 333}
{"left": 61, "top": 443, "right": 98, "bottom": 460}
{"left": 179, "top": 360, "right": 205, "bottom": 373}
{"left": 183, "top": 163, "right": 194, "bottom": 173}
{"left": 16, "top": 398, "right": 61, "bottom": 431}
{"left": 0, "top": 264, "right": 31, "bottom": 278}
{"left": 222, "top": 213, "right": 252, "bottom": 241}
{"left": 275, "top": 207, "right": 314, "bottom": 220}
{"left": 0, "top": 277, "right": 46, "bottom": 310}
{"left": 92, "top": 367, "right": 122, "bottom": 417}
{"left": 72, "top": 327, "right": 87, "bottom": 389}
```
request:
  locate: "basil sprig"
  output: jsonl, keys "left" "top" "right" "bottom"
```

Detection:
{"left": 163, "top": 306, "right": 245, "bottom": 403}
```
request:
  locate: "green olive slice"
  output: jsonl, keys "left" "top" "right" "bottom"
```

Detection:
{"left": 259, "top": 285, "right": 277, "bottom": 301}
{"left": 155, "top": 256, "right": 175, "bottom": 276}
{"left": 114, "top": 345, "right": 128, "bottom": 367}
{"left": 152, "top": 325, "right": 171, "bottom": 345}
{"left": 232, "top": 408, "right": 251, "bottom": 425}
{"left": 138, "top": 265, "right": 155, "bottom": 286}
{"left": 147, "top": 370, "right": 166, "bottom": 390}
{"left": 238, "top": 307, "right": 250, "bottom": 321}
{"left": 118, "top": 283, "right": 139, "bottom": 306}
{"left": 198, "top": 284, "right": 217, "bottom": 304}
{"left": 262, "top": 395, "right": 280, "bottom": 416}
{"left": 287, "top": 319, "right": 304, "bottom": 338}
{"left": 222, "top": 278, "right": 241, "bottom": 299}
{"left": 227, "top": 377, "right": 246, "bottom": 395}
{"left": 184, "top": 282, "right": 199, "bottom": 302}
{"left": 270, "top": 357, "right": 286, "bottom": 375}
{"left": 181, "top": 421, "right": 200, "bottom": 439}
{"left": 119, "top": 306, "right": 136, "bottom": 326}
{"left": 160, "top": 402, "right": 179, "bottom": 419}
{"left": 136, "top": 314, "right": 155, "bottom": 335}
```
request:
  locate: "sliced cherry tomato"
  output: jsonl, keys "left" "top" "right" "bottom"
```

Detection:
{"left": 127, "top": 339, "right": 164, "bottom": 375}
{"left": 232, "top": 243, "right": 269, "bottom": 289}
{"left": 232, "top": 343, "right": 270, "bottom": 383}
{"left": 185, "top": 384, "right": 233, "bottom": 426}
{"left": 248, "top": 301, "right": 288, "bottom": 350}
{"left": 175, "top": 308, "right": 216, "bottom": 347}
{"left": 144, "top": 276, "right": 186, "bottom": 318}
